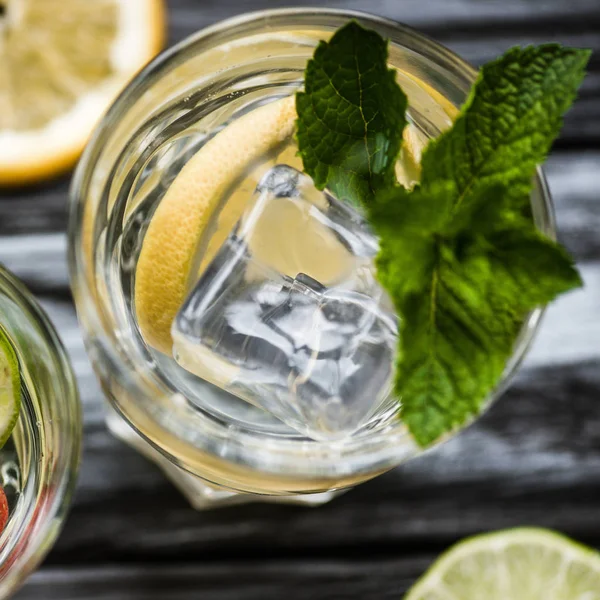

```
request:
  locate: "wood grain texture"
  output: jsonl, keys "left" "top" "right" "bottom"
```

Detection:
{"left": 13, "top": 560, "right": 429, "bottom": 600}
{"left": 1, "top": 0, "right": 599, "bottom": 598}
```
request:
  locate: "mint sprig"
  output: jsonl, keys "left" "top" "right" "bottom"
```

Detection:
{"left": 296, "top": 22, "right": 407, "bottom": 204}
{"left": 420, "top": 45, "right": 591, "bottom": 215}
{"left": 296, "top": 22, "right": 590, "bottom": 446}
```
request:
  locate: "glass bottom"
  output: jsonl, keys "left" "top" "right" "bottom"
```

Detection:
{"left": 105, "top": 405, "right": 342, "bottom": 509}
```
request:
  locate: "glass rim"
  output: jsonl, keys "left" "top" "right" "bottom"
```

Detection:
{"left": 0, "top": 267, "right": 81, "bottom": 599}
{"left": 68, "top": 8, "right": 554, "bottom": 489}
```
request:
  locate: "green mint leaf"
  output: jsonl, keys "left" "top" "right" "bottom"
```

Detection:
{"left": 296, "top": 23, "right": 588, "bottom": 447}
{"left": 419, "top": 45, "right": 591, "bottom": 216}
{"left": 373, "top": 178, "right": 583, "bottom": 446}
{"left": 482, "top": 228, "right": 583, "bottom": 309}
{"left": 392, "top": 225, "right": 582, "bottom": 446}
{"left": 296, "top": 21, "right": 408, "bottom": 205}
{"left": 395, "top": 243, "right": 517, "bottom": 446}
{"left": 377, "top": 184, "right": 584, "bottom": 446}
{"left": 369, "top": 182, "right": 454, "bottom": 236}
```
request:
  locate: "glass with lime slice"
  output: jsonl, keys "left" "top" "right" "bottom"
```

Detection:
{"left": 0, "top": 266, "right": 80, "bottom": 599}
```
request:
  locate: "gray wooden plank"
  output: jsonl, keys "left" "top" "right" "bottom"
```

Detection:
{"left": 549, "top": 152, "right": 600, "bottom": 261}
{"left": 15, "top": 558, "right": 429, "bottom": 600}
{"left": 0, "top": 234, "right": 69, "bottom": 292}
{"left": 165, "top": 0, "right": 599, "bottom": 29}
{"left": 0, "top": 176, "right": 70, "bottom": 234}
{"left": 524, "top": 264, "right": 600, "bottom": 369}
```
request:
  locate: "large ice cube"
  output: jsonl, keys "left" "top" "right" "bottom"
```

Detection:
{"left": 172, "top": 165, "right": 397, "bottom": 441}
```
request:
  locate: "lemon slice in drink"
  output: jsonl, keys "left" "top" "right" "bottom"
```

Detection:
{"left": 0, "top": 0, "right": 165, "bottom": 185}
{"left": 135, "top": 96, "right": 298, "bottom": 354}
{"left": 134, "top": 95, "right": 424, "bottom": 354}
{"left": 0, "top": 327, "right": 21, "bottom": 449}
{"left": 405, "top": 528, "right": 600, "bottom": 600}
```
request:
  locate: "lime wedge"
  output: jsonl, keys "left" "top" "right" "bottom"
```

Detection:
{"left": 0, "top": 327, "right": 20, "bottom": 449}
{"left": 405, "top": 528, "right": 600, "bottom": 600}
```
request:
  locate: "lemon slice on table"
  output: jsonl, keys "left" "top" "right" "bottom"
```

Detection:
{"left": 405, "top": 528, "right": 600, "bottom": 600}
{"left": 0, "top": 327, "right": 20, "bottom": 449}
{"left": 0, "top": 0, "right": 165, "bottom": 185}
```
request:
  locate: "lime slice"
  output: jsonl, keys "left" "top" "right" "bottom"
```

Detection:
{"left": 0, "top": 327, "right": 20, "bottom": 449}
{"left": 406, "top": 528, "right": 600, "bottom": 600}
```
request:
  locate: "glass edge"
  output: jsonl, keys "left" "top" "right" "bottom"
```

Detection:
{"left": 0, "top": 268, "right": 82, "bottom": 599}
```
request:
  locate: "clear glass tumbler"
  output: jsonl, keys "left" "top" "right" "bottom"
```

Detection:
{"left": 0, "top": 267, "right": 81, "bottom": 599}
{"left": 68, "top": 8, "right": 554, "bottom": 509}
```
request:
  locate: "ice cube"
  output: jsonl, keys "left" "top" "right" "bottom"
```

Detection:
{"left": 172, "top": 165, "right": 397, "bottom": 441}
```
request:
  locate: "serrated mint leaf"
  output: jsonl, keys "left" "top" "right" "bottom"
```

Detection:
{"left": 396, "top": 225, "right": 581, "bottom": 446}
{"left": 368, "top": 182, "right": 454, "bottom": 236}
{"left": 395, "top": 244, "right": 516, "bottom": 446}
{"left": 483, "top": 229, "right": 583, "bottom": 308}
{"left": 296, "top": 23, "right": 588, "bottom": 447}
{"left": 419, "top": 45, "right": 591, "bottom": 216}
{"left": 296, "top": 21, "right": 408, "bottom": 205}
{"left": 376, "top": 231, "right": 436, "bottom": 300}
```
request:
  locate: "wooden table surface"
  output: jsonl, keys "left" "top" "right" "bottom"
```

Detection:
{"left": 3, "top": 0, "right": 599, "bottom": 598}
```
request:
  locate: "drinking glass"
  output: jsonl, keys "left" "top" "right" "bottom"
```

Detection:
{"left": 0, "top": 266, "right": 81, "bottom": 598}
{"left": 69, "top": 8, "right": 553, "bottom": 509}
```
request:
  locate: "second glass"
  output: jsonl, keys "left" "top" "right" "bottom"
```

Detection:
{"left": 0, "top": 267, "right": 80, "bottom": 598}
